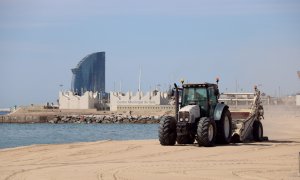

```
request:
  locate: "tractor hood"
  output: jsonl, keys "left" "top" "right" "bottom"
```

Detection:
{"left": 178, "top": 105, "right": 200, "bottom": 123}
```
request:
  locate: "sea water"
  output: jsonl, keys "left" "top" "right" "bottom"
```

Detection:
{"left": 0, "top": 111, "right": 9, "bottom": 115}
{"left": 0, "top": 123, "right": 159, "bottom": 149}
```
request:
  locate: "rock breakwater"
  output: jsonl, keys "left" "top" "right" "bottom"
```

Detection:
{"left": 49, "top": 114, "right": 161, "bottom": 124}
{"left": 0, "top": 114, "right": 162, "bottom": 124}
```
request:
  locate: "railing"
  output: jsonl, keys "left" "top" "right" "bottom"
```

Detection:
{"left": 219, "top": 93, "right": 256, "bottom": 109}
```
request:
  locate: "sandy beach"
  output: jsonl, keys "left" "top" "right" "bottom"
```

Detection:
{"left": 1, "top": 106, "right": 300, "bottom": 180}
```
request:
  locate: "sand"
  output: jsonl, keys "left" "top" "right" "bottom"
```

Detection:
{"left": 1, "top": 105, "right": 300, "bottom": 180}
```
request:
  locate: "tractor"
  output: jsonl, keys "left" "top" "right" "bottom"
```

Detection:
{"left": 158, "top": 79, "right": 265, "bottom": 147}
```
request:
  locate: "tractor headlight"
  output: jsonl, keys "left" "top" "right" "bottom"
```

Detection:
{"left": 179, "top": 111, "right": 189, "bottom": 122}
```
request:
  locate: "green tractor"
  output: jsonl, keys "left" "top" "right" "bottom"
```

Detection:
{"left": 159, "top": 79, "right": 233, "bottom": 147}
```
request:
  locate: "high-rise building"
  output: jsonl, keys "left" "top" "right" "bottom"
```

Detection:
{"left": 71, "top": 52, "right": 105, "bottom": 95}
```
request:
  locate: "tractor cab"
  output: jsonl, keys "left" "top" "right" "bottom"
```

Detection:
{"left": 181, "top": 83, "right": 220, "bottom": 118}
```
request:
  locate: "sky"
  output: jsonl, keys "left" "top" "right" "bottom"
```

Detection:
{"left": 0, "top": 0, "right": 300, "bottom": 108}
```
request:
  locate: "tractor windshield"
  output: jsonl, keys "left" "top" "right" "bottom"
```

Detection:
{"left": 182, "top": 87, "right": 208, "bottom": 109}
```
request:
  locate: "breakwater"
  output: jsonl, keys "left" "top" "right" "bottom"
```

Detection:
{"left": 48, "top": 114, "right": 161, "bottom": 124}
{"left": 0, "top": 114, "right": 161, "bottom": 124}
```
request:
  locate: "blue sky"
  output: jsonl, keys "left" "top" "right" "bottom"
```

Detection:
{"left": 0, "top": 0, "right": 300, "bottom": 108}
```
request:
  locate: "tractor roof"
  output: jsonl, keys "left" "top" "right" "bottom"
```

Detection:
{"left": 182, "top": 83, "right": 217, "bottom": 88}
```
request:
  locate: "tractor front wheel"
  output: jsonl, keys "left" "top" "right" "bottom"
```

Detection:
{"left": 158, "top": 116, "right": 177, "bottom": 145}
{"left": 196, "top": 117, "right": 216, "bottom": 147}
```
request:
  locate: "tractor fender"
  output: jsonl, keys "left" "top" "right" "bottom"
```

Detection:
{"left": 214, "top": 103, "right": 229, "bottom": 121}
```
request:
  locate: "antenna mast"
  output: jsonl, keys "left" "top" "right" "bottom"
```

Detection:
{"left": 138, "top": 66, "right": 142, "bottom": 92}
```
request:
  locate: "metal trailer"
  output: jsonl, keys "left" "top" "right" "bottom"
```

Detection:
{"left": 219, "top": 88, "right": 266, "bottom": 142}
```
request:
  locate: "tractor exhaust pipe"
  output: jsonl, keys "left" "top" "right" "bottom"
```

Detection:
{"left": 174, "top": 83, "right": 179, "bottom": 122}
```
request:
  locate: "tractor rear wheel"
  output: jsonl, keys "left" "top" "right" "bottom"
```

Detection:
{"left": 177, "top": 135, "right": 195, "bottom": 144}
{"left": 158, "top": 116, "right": 177, "bottom": 145}
{"left": 216, "top": 109, "right": 232, "bottom": 144}
{"left": 196, "top": 117, "right": 216, "bottom": 147}
{"left": 253, "top": 120, "right": 263, "bottom": 142}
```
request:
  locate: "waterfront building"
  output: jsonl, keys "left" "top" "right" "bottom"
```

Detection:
{"left": 297, "top": 94, "right": 300, "bottom": 106}
{"left": 71, "top": 52, "right": 105, "bottom": 95}
{"left": 110, "top": 91, "right": 174, "bottom": 112}
{"left": 59, "top": 91, "right": 99, "bottom": 109}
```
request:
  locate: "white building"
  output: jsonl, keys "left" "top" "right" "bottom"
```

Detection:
{"left": 110, "top": 91, "right": 174, "bottom": 111}
{"left": 296, "top": 95, "right": 300, "bottom": 106}
{"left": 59, "top": 91, "right": 99, "bottom": 109}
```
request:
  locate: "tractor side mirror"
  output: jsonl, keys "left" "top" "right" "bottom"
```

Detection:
{"left": 215, "top": 89, "right": 220, "bottom": 96}
{"left": 174, "top": 83, "right": 178, "bottom": 89}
